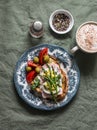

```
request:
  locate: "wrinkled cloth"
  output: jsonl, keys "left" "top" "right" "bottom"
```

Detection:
{"left": 0, "top": 0, "right": 97, "bottom": 130}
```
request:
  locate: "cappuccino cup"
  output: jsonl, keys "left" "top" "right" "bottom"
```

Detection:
{"left": 71, "top": 21, "right": 97, "bottom": 53}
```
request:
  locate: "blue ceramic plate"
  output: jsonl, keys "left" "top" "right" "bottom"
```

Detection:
{"left": 14, "top": 44, "right": 80, "bottom": 110}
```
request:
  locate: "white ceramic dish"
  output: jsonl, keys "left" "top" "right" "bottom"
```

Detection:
{"left": 49, "top": 9, "right": 74, "bottom": 34}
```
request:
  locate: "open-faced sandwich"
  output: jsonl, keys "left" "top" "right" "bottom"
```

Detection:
{"left": 26, "top": 48, "right": 68, "bottom": 102}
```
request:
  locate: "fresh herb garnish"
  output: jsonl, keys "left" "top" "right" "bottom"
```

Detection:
{"left": 42, "top": 64, "right": 61, "bottom": 102}
{"left": 31, "top": 78, "right": 40, "bottom": 90}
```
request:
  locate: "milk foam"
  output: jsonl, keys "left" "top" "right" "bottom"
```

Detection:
{"left": 77, "top": 23, "right": 97, "bottom": 52}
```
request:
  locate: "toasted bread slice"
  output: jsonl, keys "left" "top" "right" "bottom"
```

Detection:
{"left": 32, "top": 56, "right": 68, "bottom": 102}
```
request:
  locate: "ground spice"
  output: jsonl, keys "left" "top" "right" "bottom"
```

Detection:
{"left": 52, "top": 13, "right": 70, "bottom": 31}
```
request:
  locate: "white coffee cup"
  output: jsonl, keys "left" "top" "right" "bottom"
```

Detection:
{"left": 71, "top": 21, "right": 97, "bottom": 54}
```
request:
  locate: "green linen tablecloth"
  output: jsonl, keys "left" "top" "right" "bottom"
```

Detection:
{"left": 0, "top": 0, "right": 97, "bottom": 130}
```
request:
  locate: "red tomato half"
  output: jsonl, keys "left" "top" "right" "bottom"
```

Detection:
{"left": 27, "top": 61, "right": 38, "bottom": 68}
{"left": 26, "top": 70, "right": 36, "bottom": 83}
{"left": 39, "top": 48, "right": 48, "bottom": 65}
